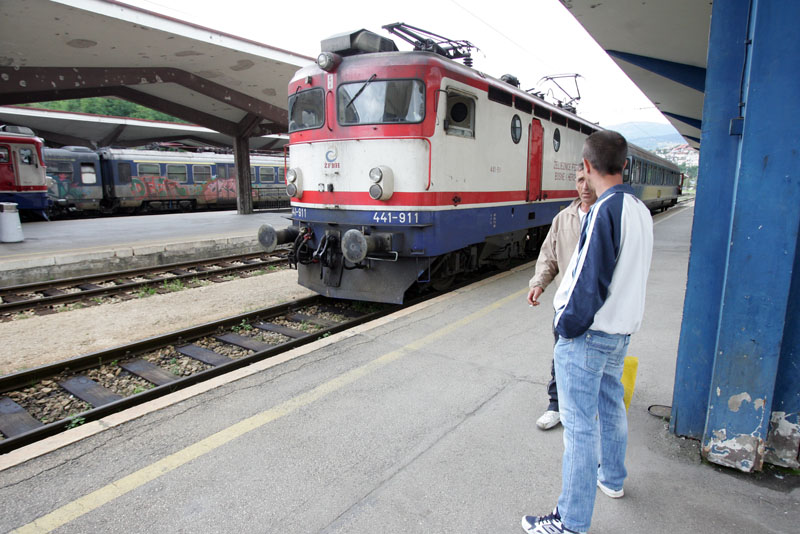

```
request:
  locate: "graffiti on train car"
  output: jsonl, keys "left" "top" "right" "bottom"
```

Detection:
{"left": 47, "top": 175, "right": 88, "bottom": 200}
{"left": 130, "top": 175, "right": 240, "bottom": 199}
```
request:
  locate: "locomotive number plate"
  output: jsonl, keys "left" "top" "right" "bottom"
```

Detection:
{"left": 371, "top": 211, "right": 420, "bottom": 224}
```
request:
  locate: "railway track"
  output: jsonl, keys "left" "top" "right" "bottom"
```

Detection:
{"left": 0, "top": 295, "right": 397, "bottom": 453}
{"left": 0, "top": 250, "right": 291, "bottom": 321}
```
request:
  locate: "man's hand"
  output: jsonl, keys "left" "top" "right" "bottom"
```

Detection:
{"left": 527, "top": 286, "right": 544, "bottom": 306}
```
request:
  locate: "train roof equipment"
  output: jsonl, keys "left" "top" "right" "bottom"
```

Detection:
{"left": 381, "top": 23, "right": 478, "bottom": 67}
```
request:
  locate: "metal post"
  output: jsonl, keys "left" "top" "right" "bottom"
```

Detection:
{"left": 670, "top": 0, "right": 750, "bottom": 440}
{"left": 234, "top": 134, "right": 253, "bottom": 214}
{"left": 673, "top": 0, "right": 800, "bottom": 472}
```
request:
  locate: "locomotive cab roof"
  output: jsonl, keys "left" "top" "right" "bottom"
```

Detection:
{"left": 0, "top": 124, "right": 36, "bottom": 136}
{"left": 321, "top": 29, "right": 398, "bottom": 57}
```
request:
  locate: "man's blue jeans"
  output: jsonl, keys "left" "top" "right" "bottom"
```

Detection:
{"left": 554, "top": 330, "right": 630, "bottom": 532}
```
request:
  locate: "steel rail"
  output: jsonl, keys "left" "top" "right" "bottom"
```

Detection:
{"left": 0, "top": 250, "right": 289, "bottom": 316}
{"left": 0, "top": 295, "right": 401, "bottom": 454}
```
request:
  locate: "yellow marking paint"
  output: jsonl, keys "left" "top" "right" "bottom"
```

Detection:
{"left": 13, "top": 288, "right": 526, "bottom": 534}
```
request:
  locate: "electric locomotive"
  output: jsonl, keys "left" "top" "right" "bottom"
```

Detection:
{"left": 0, "top": 125, "right": 49, "bottom": 218}
{"left": 257, "top": 26, "right": 677, "bottom": 304}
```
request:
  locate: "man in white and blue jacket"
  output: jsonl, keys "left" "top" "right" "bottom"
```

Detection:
{"left": 522, "top": 131, "right": 653, "bottom": 534}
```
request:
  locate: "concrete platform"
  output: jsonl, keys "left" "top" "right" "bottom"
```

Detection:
{"left": 0, "top": 209, "right": 292, "bottom": 285}
{"left": 1, "top": 202, "right": 798, "bottom": 533}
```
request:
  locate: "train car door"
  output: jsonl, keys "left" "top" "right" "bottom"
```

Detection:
{"left": 0, "top": 143, "right": 13, "bottom": 193}
{"left": 13, "top": 143, "right": 43, "bottom": 189}
{"left": 526, "top": 119, "right": 544, "bottom": 201}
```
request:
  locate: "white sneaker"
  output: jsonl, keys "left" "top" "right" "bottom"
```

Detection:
{"left": 536, "top": 410, "right": 561, "bottom": 430}
{"left": 597, "top": 479, "right": 624, "bottom": 498}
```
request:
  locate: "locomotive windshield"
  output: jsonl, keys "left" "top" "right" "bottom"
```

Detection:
{"left": 288, "top": 88, "right": 325, "bottom": 132}
{"left": 337, "top": 79, "right": 425, "bottom": 125}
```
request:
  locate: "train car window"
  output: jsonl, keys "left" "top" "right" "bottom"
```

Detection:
{"left": 193, "top": 165, "right": 211, "bottom": 183}
{"left": 567, "top": 119, "right": 581, "bottom": 132}
{"left": 488, "top": 86, "right": 513, "bottom": 106}
{"left": 19, "top": 148, "right": 34, "bottom": 165}
{"left": 622, "top": 157, "right": 633, "bottom": 183}
{"left": 217, "top": 164, "right": 228, "bottom": 179}
{"left": 117, "top": 162, "right": 132, "bottom": 185}
{"left": 138, "top": 163, "right": 160, "bottom": 176}
{"left": 514, "top": 98, "right": 533, "bottom": 114}
{"left": 278, "top": 167, "right": 285, "bottom": 183}
{"left": 633, "top": 160, "right": 641, "bottom": 184}
{"left": 337, "top": 79, "right": 425, "bottom": 125}
{"left": 533, "top": 105, "right": 550, "bottom": 120}
{"left": 0, "top": 147, "right": 8, "bottom": 163}
{"left": 167, "top": 164, "right": 187, "bottom": 182}
{"left": 260, "top": 167, "right": 276, "bottom": 184}
{"left": 551, "top": 114, "right": 567, "bottom": 127}
{"left": 250, "top": 166, "right": 257, "bottom": 184}
{"left": 80, "top": 163, "right": 97, "bottom": 185}
{"left": 288, "top": 88, "right": 324, "bottom": 132}
{"left": 50, "top": 161, "right": 74, "bottom": 182}
{"left": 580, "top": 124, "right": 595, "bottom": 135}
{"left": 445, "top": 92, "right": 476, "bottom": 138}
{"left": 511, "top": 115, "right": 522, "bottom": 144}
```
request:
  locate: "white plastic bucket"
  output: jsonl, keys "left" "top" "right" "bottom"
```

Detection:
{"left": 0, "top": 202, "right": 24, "bottom": 243}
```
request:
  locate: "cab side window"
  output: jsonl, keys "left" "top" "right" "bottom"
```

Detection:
{"left": 445, "top": 92, "right": 476, "bottom": 138}
{"left": 19, "top": 148, "right": 34, "bottom": 165}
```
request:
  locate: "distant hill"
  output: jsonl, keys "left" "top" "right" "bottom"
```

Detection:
{"left": 605, "top": 122, "right": 686, "bottom": 150}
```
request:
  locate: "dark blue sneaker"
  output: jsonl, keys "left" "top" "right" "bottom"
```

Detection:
{"left": 520, "top": 507, "right": 586, "bottom": 534}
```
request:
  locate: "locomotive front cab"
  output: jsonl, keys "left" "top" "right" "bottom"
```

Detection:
{"left": 258, "top": 31, "right": 449, "bottom": 303}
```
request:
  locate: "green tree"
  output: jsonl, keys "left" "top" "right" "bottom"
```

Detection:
{"left": 21, "top": 98, "right": 187, "bottom": 123}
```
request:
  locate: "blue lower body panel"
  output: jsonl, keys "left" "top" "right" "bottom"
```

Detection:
{"left": 291, "top": 201, "right": 568, "bottom": 303}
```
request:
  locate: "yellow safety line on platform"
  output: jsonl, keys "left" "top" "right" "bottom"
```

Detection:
{"left": 12, "top": 287, "right": 527, "bottom": 534}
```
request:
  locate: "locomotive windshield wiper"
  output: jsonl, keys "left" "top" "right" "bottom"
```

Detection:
{"left": 346, "top": 74, "right": 377, "bottom": 109}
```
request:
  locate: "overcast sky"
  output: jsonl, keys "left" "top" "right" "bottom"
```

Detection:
{"left": 124, "top": 0, "right": 673, "bottom": 132}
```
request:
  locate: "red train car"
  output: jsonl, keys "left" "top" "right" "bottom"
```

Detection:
{"left": 0, "top": 125, "right": 49, "bottom": 218}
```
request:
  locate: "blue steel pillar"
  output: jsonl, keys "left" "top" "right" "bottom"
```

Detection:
{"left": 671, "top": 0, "right": 800, "bottom": 472}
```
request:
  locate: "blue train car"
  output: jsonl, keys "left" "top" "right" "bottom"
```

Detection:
{"left": 625, "top": 145, "right": 681, "bottom": 211}
{"left": 44, "top": 146, "right": 103, "bottom": 214}
{"left": 42, "top": 148, "right": 288, "bottom": 215}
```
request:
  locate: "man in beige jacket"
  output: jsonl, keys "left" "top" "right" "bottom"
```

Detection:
{"left": 527, "top": 163, "right": 597, "bottom": 430}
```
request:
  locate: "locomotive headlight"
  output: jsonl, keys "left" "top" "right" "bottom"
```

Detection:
{"left": 316, "top": 52, "right": 342, "bottom": 72}
{"left": 369, "top": 184, "right": 383, "bottom": 200}
{"left": 367, "top": 166, "right": 393, "bottom": 200}
{"left": 286, "top": 168, "right": 303, "bottom": 198}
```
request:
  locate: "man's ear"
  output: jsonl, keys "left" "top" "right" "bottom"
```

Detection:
{"left": 583, "top": 158, "right": 592, "bottom": 174}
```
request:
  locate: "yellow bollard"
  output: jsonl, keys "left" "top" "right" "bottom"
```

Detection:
{"left": 622, "top": 356, "right": 638, "bottom": 412}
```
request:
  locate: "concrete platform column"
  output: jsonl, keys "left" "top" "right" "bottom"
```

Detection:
{"left": 234, "top": 133, "right": 253, "bottom": 214}
{"left": 671, "top": 0, "right": 800, "bottom": 472}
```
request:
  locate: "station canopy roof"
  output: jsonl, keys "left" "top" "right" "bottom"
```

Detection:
{"left": 0, "top": 106, "right": 288, "bottom": 151}
{"left": 562, "top": 0, "right": 711, "bottom": 149}
{"left": 0, "top": 0, "right": 313, "bottom": 146}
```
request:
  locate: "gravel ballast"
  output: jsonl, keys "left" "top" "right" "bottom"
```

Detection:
{"left": 0, "top": 270, "right": 315, "bottom": 376}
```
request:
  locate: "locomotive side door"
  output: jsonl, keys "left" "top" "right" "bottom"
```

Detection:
{"left": 526, "top": 119, "right": 544, "bottom": 201}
